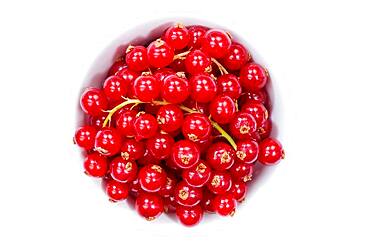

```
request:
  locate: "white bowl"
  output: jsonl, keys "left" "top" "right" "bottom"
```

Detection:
{"left": 77, "top": 17, "right": 284, "bottom": 223}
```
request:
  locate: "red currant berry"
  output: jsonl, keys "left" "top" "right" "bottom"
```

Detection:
{"left": 105, "top": 179, "right": 129, "bottom": 202}
{"left": 231, "top": 181, "right": 248, "bottom": 202}
{"left": 171, "top": 140, "right": 200, "bottom": 169}
{"left": 207, "top": 171, "right": 232, "bottom": 194}
{"left": 170, "top": 58, "right": 186, "bottom": 71}
{"left": 94, "top": 127, "right": 122, "bottom": 156}
{"left": 80, "top": 88, "right": 108, "bottom": 117}
{"left": 240, "top": 63, "right": 268, "bottom": 91}
{"left": 156, "top": 104, "right": 184, "bottom": 133}
{"left": 185, "top": 50, "right": 211, "bottom": 74}
{"left": 189, "top": 73, "right": 217, "bottom": 103}
{"left": 120, "top": 139, "right": 145, "bottom": 160}
{"left": 115, "top": 110, "right": 137, "bottom": 137}
{"left": 209, "top": 95, "right": 236, "bottom": 124}
{"left": 108, "top": 60, "right": 127, "bottom": 76}
{"left": 130, "top": 177, "right": 141, "bottom": 195}
{"left": 235, "top": 139, "right": 259, "bottom": 164}
{"left": 133, "top": 75, "right": 160, "bottom": 102}
{"left": 164, "top": 24, "right": 190, "bottom": 50}
{"left": 110, "top": 157, "right": 138, "bottom": 183}
{"left": 239, "top": 89, "right": 267, "bottom": 105}
{"left": 217, "top": 74, "right": 242, "bottom": 99}
{"left": 182, "top": 160, "right": 211, "bottom": 187}
{"left": 135, "top": 192, "right": 164, "bottom": 220}
{"left": 183, "top": 99, "right": 209, "bottom": 115}
{"left": 90, "top": 114, "right": 108, "bottom": 129}
{"left": 258, "top": 118, "right": 272, "bottom": 139}
{"left": 213, "top": 193, "right": 236, "bottom": 216}
{"left": 134, "top": 113, "right": 158, "bottom": 140}
{"left": 158, "top": 173, "right": 177, "bottom": 197}
{"left": 201, "top": 29, "right": 231, "bottom": 58}
{"left": 221, "top": 43, "right": 250, "bottom": 70}
{"left": 83, "top": 153, "right": 108, "bottom": 177}
{"left": 187, "top": 25, "right": 208, "bottom": 48}
{"left": 147, "top": 39, "right": 174, "bottom": 68}
{"left": 174, "top": 181, "right": 203, "bottom": 207}
{"left": 164, "top": 196, "right": 177, "bottom": 213}
{"left": 125, "top": 46, "right": 149, "bottom": 72}
{"left": 161, "top": 73, "right": 190, "bottom": 104}
{"left": 137, "top": 148, "right": 161, "bottom": 166}
{"left": 153, "top": 68, "right": 175, "bottom": 82}
{"left": 115, "top": 68, "right": 140, "bottom": 98}
{"left": 229, "top": 162, "right": 253, "bottom": 182}
{"left": 103, "top": 75, "right": 128, "bottom": 101}
{"left": 74, "top": 126, "right": 97, "bottom": 150}
{"left": 138, "top": 164, "right": 166, "bottom": 192}
{"left": 146, "top": 133, "right": 175, "bottom": 160}
{"left": 176, "top": 205, "right": 203, "bottom": 226}
{"left": 258, "top": 138, "right": 284, "bottom": 165}
{"left": 241, "top": 102, "right": 269, "bottom": 128}
{"left": 201, "top": 190, "right": 216, "bottom": 213}
{"left": 182, "top": 113, "right": 212, "bottom": 142}
{"left": 206, "top": 142, "right": 235, "bottom": 171}
{"left": 229, "top": 112, "right": 258, "bottom": 140}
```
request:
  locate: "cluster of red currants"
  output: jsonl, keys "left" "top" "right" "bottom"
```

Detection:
{"left": 74, "top": 23, "right": 284, "bottom": 226}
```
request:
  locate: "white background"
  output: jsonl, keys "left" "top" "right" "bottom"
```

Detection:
{"left": 0, "top": 0, "right": 369, "bottom": 246}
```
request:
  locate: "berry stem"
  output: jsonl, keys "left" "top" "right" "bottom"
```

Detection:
{"left": 211, "top": 58, "right": 229, "bottom": 75}
{"left": 102, "top": 98, "right": 236, "bottom": 149}
{"left": 173, "top": 51, "right": 191, "bottom": 60}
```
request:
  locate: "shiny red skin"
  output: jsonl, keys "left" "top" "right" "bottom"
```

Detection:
{"left": 206, "top": 142, "right": 236, "bottom": 171}
{"left": 170, "top": 58, "right": 186, "bottom": 71}
{"left": 135, "top": 192, "right": 164, "bottom": 219}
{"left": 187, "top": 25, "right": 208, "bottom": 49}
{"left": 217, "top": 74, "right": 242, "bottom": 99}
{"left": 182, "top": 160, "right": 211, "bottom": 187}
{"left": 213, "top": 193, "right": 236, "bottom": 216}
{"left": 174, "top": 181, "right": 203, "bottom": 207}
{"left": 182, "top": 113, "right": 212, "bottom": 142}
{"left": 241, "top": 102, "right": 269, "bottom": 128}
{"left": 110, "top": 157, "right": 138, "bottom": 183}
{"left": 138, "top": 164, "right": 167, "bottom": 192}
{"left": 171, "top": 140, "right": 200, "bottom": 169}
{"left": 108, "top": 60, "right": 127, "bottom": 76}
{"left": 74, "top": 126, "right": 97, "bottom": 150}
{"left": 115, "top": 68, "right": 140, "bottom": 98}
{"left": 221, "top": 43, "right": 250, "bottom": 71}
{"left": 201, "top": 29, "right": 232, "bottom": 58}
{"left": 229, "top": 162, "right": 254, "bottom": 182}
{"left": 207, "top": 171, "right": 233, "bottom": 194}
{"left": 164, "top": 196, "right": 177, "bottom": 213}
{"left": 240, "top": 63, "right": 268, "bottom": 92}
{"left": 164, "top": 25, "right": 190, "bottom": 50}
{"left": 94, "top": 127, "right": 122, "bottom": 156}
{"left": 161, "top": 74, "right": 190, "bottom": 104}
{"left": 209, "top": 95, "right": 236, "bottom": 124}
{"left": 229, "top": 112, "right": 258, "bottom": 140}
{"left": 258, "top": 138, "right": 284, "bottom": 165}
{"left": 183, "top": 99, "right": 209, "bottom": 115}
{"left": 239, "top": 89, "right": 267, "bottom": 105}
{"left": 258, "top": 118, "right": 272, "bottom": 139}
{"left": 235, "top": 139, "right": 259, "bottom": 164}
{"left": 125, "top": 46, "right": 149, "bottom": 72}
{"left": 133, "top": 75, "right": 160, "bottom": 102}
{"left": 189, "top": 73, "right": 217, "bottom": 103}
{"left": 146, "top": 133, "right": 175, "bottom": 160}
{"left": 134, "top": 113, "right": 158, "bottom": 140}
{"left": 129, "top": 178, "right": 141, "bottom": 195}
{"left": 159, "top": 173, "right": 177, "bottom": 197}
{"left": 120, "top": 139, "right": 145, "bottom": 161}
{"left": 231, "top": 181, "right": 248, "bottom": 202}
{"left": 103, "top": 75, "right": 128, "bottom": 101}
{"left": 185, "top": 50, "right": 211, "bottom": 74}
{"left": 153, "top": 68, "right": 175, "bottom": 82}
{"left": 137, "top": 149, "right": 161, "bottom": 166}
{"left": 83, "top": 153, "right": 108, "bottom": 177}
{"left": 89, "top": 114, "right": 107, "bottom": 129}
{"left": 115, "top": 110, "right": 138, "bottom": 137}
{"left": 80, "top": 88, "right": 108, "bottom": 117}
{"left": 201, "top": 190, "right": 216, "bottom": 213}
{"left": 105, "top": 179, "right": 129, "bottom": 202}
{"left": 147, "top": 39, "right": 174, "bottom": 68}
{"left": 176, "top": 205, "right": 203, "bottom": 226}
{"left": 156, "top": 104, "right": 184, "bottom": 132}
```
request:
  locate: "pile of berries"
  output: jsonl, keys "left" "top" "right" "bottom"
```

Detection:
{"left": 74, "top": 23, "right": 284, "bottom": 226}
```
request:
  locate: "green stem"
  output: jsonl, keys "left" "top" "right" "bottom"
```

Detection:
{"left": 102, "top": 98, "right": 237, "bottom": 150}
